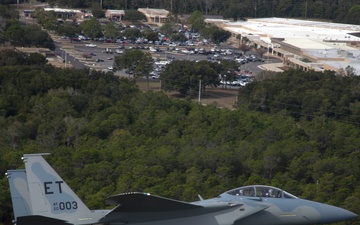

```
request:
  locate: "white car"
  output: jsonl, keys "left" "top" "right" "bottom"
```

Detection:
{"left": 149, "top": 47, "right": 157, "bottom": 52}
{"left": 182, "top": 50, "right": 194, "bottom": 54}
{"left": 155, "top": 61, "right": 170, "bottom": 66}
{"left": 150, "top": 72, "right": 159, "bottom": 79}
{"left": 86, "top": 43, "right": 97, "bottom": 47}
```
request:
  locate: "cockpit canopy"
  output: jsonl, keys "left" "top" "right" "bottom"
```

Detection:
{"left": 225, "top": 185, "right": 298, "bottom": 199}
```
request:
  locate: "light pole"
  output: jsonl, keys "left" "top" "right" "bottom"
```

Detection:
{"left": 63, "top": 50, "right": 67, "bottom": 68}
{"left": 198, "top": 79, "right": 202, "bottom": 103}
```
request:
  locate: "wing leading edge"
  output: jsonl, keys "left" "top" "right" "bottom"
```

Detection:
{"left": 106, "top": 192, "right": 202, "bottom": 212}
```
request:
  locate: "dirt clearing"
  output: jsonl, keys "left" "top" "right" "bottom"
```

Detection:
{"left": 136, "top": 79, "right": 238, "bottom": 110}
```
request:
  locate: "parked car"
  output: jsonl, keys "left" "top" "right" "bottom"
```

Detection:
{"left": 85, "top": 43, "right": 97, "bottom": 47}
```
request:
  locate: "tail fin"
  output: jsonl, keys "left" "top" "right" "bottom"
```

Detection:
{"left": 22, "top": 153, "right": 92, "bottom": 220}
{"left": 6, "top": 169, "right": 33, "bottom": 223}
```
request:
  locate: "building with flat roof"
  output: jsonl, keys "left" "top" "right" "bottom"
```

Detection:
{"left": 138, "top": 8, "right": 169, "bottom": 24}
{"left": 105, "top": 9, "right": 125, "bottom": 21}
{"left": 206, "top": 17, "right": 360, "bottom": 75}
{"left": 44, "top": 8, "right": 83, "bottom": 20}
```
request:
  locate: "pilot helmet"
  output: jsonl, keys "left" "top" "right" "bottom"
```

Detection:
{"left": 269, "top": 189, "right": 273, "bottom": 195}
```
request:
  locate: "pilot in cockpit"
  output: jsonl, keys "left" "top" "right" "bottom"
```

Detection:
{"left": 265, "top": 189, "right": 277, "bottom": 198}
{"left": 236, "top": 189, "right": 243, "bottom": 196}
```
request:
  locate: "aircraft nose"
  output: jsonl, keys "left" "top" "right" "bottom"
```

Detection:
{"left": 318, "top": 204, "right": 357, "bottom": 224}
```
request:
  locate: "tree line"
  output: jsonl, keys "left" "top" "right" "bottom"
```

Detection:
{"left": 0, "top": 53, "right": 360, "bottom": 225}
{"left": 113, "top": 50, "right": 237, "bottom": 96}
{"left": 2, "top": 0, "right": 359, "bottom": 25}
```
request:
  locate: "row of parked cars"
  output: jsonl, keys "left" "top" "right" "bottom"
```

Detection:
{"left": 235, "top": 55, "right": 265, "bottom": 64}
{"left": 220, "top": 74, "right": 254, "bottom": 87}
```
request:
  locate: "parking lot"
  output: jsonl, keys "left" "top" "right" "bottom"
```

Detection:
{"left": 53, "top": 35, "right": 281, "bottom": 82}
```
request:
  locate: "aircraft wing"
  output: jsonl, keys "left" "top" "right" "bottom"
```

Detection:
{"left": 17, "top": 215, "right": 71, "bottom": 225}
{"left": 106, "top": 192, "right": 202, "bottom": 212}
{"left": 101, "top": 193, "right": 250, "bottom": 224}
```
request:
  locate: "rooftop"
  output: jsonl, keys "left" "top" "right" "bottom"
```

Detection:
{"left": 222, "top": 18, "right": 360, "bottom": 46}
{"left": 106, "top": 9, "right": 125, "bottom": 14}
{"left": 138, "top": 8, "right": 169, "bottom": 17}
{"left": 207, "top": 17, "right": 360, "bottom": 75}
{"left": 44, "top": 8, "right": 81, "bottom": 13}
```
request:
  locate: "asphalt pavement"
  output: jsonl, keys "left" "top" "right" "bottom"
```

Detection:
{"left": 51, "top": 35, "right": 282, "bottom": 76}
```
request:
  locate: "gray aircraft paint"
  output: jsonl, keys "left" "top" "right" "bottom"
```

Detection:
{"left": 20, "top": 154, "right": 111, "bottom": 225}
{"left": 6, "top": 170, "right": 32, "bottom": 221}
{"left": 7, "top": 154, "right": 357, "bottom": 225}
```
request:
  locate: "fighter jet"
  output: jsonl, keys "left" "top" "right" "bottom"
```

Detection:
{"left": 6, "top": 153, "right": 357, "bottom": 225}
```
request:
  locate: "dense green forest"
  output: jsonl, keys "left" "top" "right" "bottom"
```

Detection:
{"left": 237, "top": 70, "right": 360, "bottom": 124}
{"left": 1, "top": 58, "right": 360, "bottom": 225}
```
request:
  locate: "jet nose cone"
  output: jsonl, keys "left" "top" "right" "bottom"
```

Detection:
{"left": 319, "top": 204, "right": 357, "bottom": 224}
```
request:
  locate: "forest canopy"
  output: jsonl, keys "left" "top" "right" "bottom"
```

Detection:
{"left": 236, "top": 70, "right": 360, "bottom": 124}
{"left": 0, "top": 63, "right": 360, "bottom": 225}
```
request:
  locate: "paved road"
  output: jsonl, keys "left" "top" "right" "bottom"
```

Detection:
{"left": 54, "top": 46, "right": 86, "bottom": 69}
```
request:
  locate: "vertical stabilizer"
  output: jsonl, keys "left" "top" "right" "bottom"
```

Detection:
{"left": 22, "top": 153, "right": 92, "bottom": 221}
{"left": 6, "top": 169, "right": 32, "bottom": 222}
